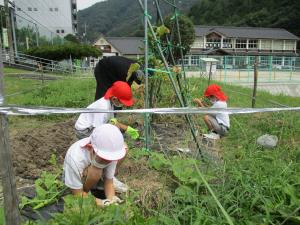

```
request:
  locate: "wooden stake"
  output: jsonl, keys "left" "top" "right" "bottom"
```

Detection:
{"left": 0, "top": 115, "right": 21, "bottom": 225}
{"left": 0, "top": 46, "right": 21, "bottom": 225}
{"left": 252, "top": 56, "right": 258, "bottom": 108}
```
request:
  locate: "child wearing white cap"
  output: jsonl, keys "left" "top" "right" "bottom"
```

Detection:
{"left": 63, "top": 124, "right": 126, "bottom": 206}
{"left": 74, "top": 81, "right": 139, "bottom": 193}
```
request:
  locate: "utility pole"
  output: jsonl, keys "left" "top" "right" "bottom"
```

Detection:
{"left": 51, "top": 32, "right": 53, "bottom": 45}
{"left": 84, "top": 22, "right": 87, "bottom": 44}
{"left": 10, "top": 6, "right": 17, "bottom": 57}
{"left": 35, "top": 23, "right": 39, "bottom": 47}
{"left": 4, "top": 0, "right": 14, "bottom": 60}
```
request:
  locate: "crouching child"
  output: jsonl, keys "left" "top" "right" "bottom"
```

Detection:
{"left": 193, "top": 84, "right": 230, "bottom": 140}
{"left": 63, "top": 124, "right": 126, "bottom": 207}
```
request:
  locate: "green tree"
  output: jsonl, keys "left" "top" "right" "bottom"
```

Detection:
{"left": 164, "top": 14, "right": 195, "bottom": 63}
{"left": 64, "top": 34, "right": 80, "bottom": 44}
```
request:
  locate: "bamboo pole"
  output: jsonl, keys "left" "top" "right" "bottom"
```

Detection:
{"left": 144, "top": 0, "right": 150, "bottom": 149}
{"left": 138, "top": 0, "right": 203, "bottom": 156}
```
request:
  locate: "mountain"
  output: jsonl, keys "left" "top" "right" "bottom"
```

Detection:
{"left": 77, "top": 0, "right": 198, "bottom": 42}
{"left": 188, "top": 0, "right": 300, "bottom": 38}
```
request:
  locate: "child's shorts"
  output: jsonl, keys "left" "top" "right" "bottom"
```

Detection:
{"left": 207, "top": 115, "right": 229, "bottom": 136}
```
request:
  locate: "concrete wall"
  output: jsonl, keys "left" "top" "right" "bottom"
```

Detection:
{"left": 14, "top": 0, "right": 76, "bottom": 38}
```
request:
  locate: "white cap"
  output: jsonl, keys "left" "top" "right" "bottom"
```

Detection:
{"left": 85, "top": 124, "right": 126, "bottom": 161}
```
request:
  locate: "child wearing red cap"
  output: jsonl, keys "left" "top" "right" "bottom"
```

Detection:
{"left": 193, "top": 84, "right": 230, "bottom": 140}
{"left": 75, "top": 81, "right": 138, "bottom": 140}
{"left": 74, "top": 81, "right": 139, "bottom": 192}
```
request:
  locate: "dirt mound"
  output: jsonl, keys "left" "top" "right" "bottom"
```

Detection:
{"left": 10, "top": 119, "right": 77, "bottom": 180}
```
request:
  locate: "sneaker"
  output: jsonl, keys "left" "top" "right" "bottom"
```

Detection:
{"left": 113, "top": 177, "right": 128, "bottom": 193}
{"left": 203, "top": 132, "right": 220, "bottom": 140}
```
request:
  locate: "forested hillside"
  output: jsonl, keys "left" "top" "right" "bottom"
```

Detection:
{"left": 77, "top": 0, "right": 198, "bottom": 42}
{"left": 189, "top": 0, "right": 300, "bottom": 37}
{"left": 78, "top": 0, "right": 300, "bottom": 42}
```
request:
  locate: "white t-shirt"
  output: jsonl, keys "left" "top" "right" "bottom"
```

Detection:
{"left": 211, "top": 100, "right": 230, "bottom": 128}
{"left": 63, "top": 138, "right": 117, "bottom": 190}
{"left": 75, "top": 97, "right": 114, "bottom": 131}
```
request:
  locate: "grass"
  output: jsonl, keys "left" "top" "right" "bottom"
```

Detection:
{"left": 0, "top": 207, "right": 4, "bottom": 225}
{"left": 3, "top": 67, "right": 34, "bottom": 74}
{"left": 2, "top": 71, "right": 300, "bottom": 224}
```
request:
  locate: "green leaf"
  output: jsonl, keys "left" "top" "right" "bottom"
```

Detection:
{"left": 148, "top": 152, "right": 171, "bottom": 170}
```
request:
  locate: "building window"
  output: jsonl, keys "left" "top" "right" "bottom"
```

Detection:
{"left": 222, "top": 39, "right": 232, "bottom": 48}
{"left": 17, "top": 7, "right": 21, "bottom": 11}
{"left": 61, "top": 29, "right": 64, "bottom": 33}
{"left": 235, "top": 57, "right": 247, "bottom": 67}
{"left": 248, "top": 39, "right": 258, "bottom": 49}
{"left": 50, "top": 8, "right": 53, "bottom": 11}
{"left": 34, "top": 8, "right": 38, "bottom": 11}
{"left": 272, "top": 56, "right": 283, "bottom": 66}
{"left": 206, "top": 38, "right": 221, "bottom": 48}
{"left": 56, "top": 30, "right": 60, "bottom": 33}
{"left": 191, "top": 55, "right": 199, "bottom": 66}
{"left": 259, "top": 56, "right": 269, "bottom": 66}
{"left": 235, "top": 39, "right": 247, "bottom": 49}
{"left": 179, "top": 56, "right": 189, "bottom": 66}
{"left": 248, "top": 56, "right": 256, "bottom": 65}
{"left": 284, "top": 57, "right": 293, "bottom": 66}
{"left": 54, "top": 8, "right": 58, "bottom": 11}
{"left": 28, "top": 7, "right": 32, "bottom": 11}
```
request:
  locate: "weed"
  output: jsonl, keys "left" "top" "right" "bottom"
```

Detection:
{"left": 20, "top": 155, "right": 66, "bottom": 211}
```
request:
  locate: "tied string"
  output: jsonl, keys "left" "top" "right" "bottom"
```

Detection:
{"left": 0, "top": 105, "right": 299, "bottom": 116}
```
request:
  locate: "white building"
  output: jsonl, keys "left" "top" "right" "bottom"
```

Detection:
{"left": 13, "top": 0, "right": 77, "bottom": 38}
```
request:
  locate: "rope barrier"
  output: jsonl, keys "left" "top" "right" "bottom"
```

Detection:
{"left": 0, "top": 105, "right": 299, "bottom": 116}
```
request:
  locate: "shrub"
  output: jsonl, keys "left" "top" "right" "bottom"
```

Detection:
{"left": 25, "top": 43, "right": 102, "bottom": 61}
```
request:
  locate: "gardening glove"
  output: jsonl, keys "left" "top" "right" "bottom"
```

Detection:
{"left": 126, "top": 126, "right": 139, "bottom": 140}
{"left": 96, "top": 198, "right": 113, "bottom": 207}
{"left": 111, "top": 196, "right": 124, "bottom": 204}
{"left": 110, "top": 118, "right": 118, "bottom": 125}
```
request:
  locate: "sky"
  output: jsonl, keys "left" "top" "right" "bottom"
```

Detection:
{"left": 77, "top": 0, "right": 106, "bottom": 10}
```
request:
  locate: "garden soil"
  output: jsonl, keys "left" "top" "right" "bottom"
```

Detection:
{"left": 1, "top": 116, "right": 216, "bottom": 218}
{"left": 8, "top": 117, "right": 185, "bottom": 195}
{"left": 8, "top": 116, "right": 208, "bottom": 185}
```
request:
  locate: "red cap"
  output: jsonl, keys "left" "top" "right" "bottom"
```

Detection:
{"left": 104, "top": 81, "right": 134, "bottom": 106}
{"left": 204, "top": 84, "right": 228, "bottom": 101}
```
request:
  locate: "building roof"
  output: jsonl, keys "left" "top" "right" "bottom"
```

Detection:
{"left": 195, "top": 26, "right": 300, "bottom": 40}
{"left": 106, "top": 37, "right": 144, "bottom": 55}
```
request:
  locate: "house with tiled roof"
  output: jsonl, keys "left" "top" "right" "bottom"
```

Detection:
{"left": 93, "top": 36, "right": 143, "bottom": 58}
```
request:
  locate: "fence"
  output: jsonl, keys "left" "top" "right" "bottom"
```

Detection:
{"left": 182, "top": 55, "right": 300, "bottom": 83}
